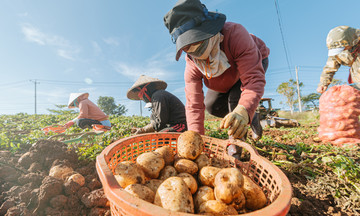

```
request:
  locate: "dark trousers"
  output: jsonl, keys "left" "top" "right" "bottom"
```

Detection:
{"left": 205, "top": 58, "right": 269, "bottom": 116}
{"left": 76, "top": 118, "right": 101, "bottom": 129}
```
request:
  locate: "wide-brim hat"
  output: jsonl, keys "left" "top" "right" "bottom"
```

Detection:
{"left": 68, "top": 92, "right": 89, "bottom": 108}
{"left": 144, "top": 102, "right": 152, "bottom": 109}
{"left": 164, "top": 0, "right": 226, "bottom": 61}
{"left": 326, "top": 26, "right": 360, "bottom": 55}
{"left": 127, "top": 75, "right": 167, "bottom": 100}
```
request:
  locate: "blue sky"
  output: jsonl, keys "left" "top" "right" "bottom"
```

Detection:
{"left": 0, "top": 0, "right": 359, "bottom": 116}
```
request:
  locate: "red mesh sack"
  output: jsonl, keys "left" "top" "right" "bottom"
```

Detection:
{"left": 318, "top": 85, "right": 360, "bottom": 146}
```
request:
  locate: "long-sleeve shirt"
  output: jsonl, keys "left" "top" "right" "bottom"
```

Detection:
{"left": 319, "top": 47, "right": 360, "bottom": 87}
{"left": 77, "top": 99, "right": 109, "bottom": 121}
{"left": 149, "top": 90, "right": 187, "bottom": 131}
{"left": 184, "top": 22, "right": 270, "bottom": 134}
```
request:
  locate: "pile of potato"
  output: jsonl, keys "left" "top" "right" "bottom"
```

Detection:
{"left": 113, "top": 131, "right": 267, "bottom": 215}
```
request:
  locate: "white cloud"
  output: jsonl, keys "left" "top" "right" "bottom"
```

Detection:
{"left": 57, "top": 49, "right": 75, "bottom": 61}
{"left": 84, "top": 78, "right": 93, "bottom": 84}
{"left": 21, "top": 23, "right": 80, "bottom": 60}
{"left": 112, "top": 61, "right": 170, "bottom": 81}
{"left": 18, "top": 12, "right": 28, "bottom": 17}
{"left": 91, "top": 41, "right": 102, "bottom": 55}
{"left": 103, "top": 37, "right": 120, "bottom": 46}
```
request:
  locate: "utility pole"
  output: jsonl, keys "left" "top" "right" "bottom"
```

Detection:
{"left": 30, "top": 80, "right": 40, "bottom": 115}
{"left": 140, "top": 100, "right": 142, "bottom": 116}
{"left": 295, "top": 66, "right": 302, "bottom": 112}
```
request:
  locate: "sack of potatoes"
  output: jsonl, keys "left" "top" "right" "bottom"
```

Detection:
{"left": 113, "top": 130, "right": 267, "bottom": 215}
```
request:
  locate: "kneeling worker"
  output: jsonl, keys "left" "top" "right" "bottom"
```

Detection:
{"left": 127, "top": 75, "right": 187, "bottom": 134}
{"left": 64, "top": 92, "right": 111, "bottom": 129}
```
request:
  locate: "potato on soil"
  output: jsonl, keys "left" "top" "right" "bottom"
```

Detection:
{"left": 49, "top": 164, "right": 73, "bottom": 180}
{"left": 198, "top": 166, "right": 221, "bottom": 187}
{"left": 177, "top": 131, "right": 204, "bottom": 160}
{"left": 124, "top": 184, "right": 155, "bottom": 203}
{"left": 145, "top": 179, "right": 163, "bottom": 193}
{"left": 158, "top": 165, "right": 177, "bottom": 180}
{"left": 114, "top": 161, "right": 145, "bottom": 188}
{"left": 154, "top": 177, "right": 194, "bottom": 213}
{"left": 66, "top": 172, "right": 85, "bottom": 187}
{"left": 177, "top": 172, "right": 198, "bottom": 194}
{"left": 214, "top": 168, "right": 244, "bottom": 204}
{"left": 198, "top": 200, "right": 237, "bottom": 215}
{"left": 195, "top": 154, "right": 210, "bottom": 170}
{"left": 194, "top": 186, "right": 215, "bottom": 211}
{"left": 154, "top": 146, "right": 175, "bottom": 165}
{"left": 136, "top": 151, "right": 165, "bottom": 179}
{"left": 174, "top": 159, "right": 198, "bottom": 175}
{"left": 242, "top": 175, "right": 267, "bottom": 210}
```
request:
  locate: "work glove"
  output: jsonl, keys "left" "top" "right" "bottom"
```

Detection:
{"left": 317, "top": 85, "right": 328, "bottom": 94}
{"left": 64, "top": 120, "right": 74, "bottom": 128}
{"left": 131, "top": 124, "right": 155, "bottom": 135}
{"left": 220, "top": 105, "right": 249, "bottom": 139}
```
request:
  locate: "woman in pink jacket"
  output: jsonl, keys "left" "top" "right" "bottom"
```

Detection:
{"left": 64, "top": 93, "right": 111, "bottom": 129}
{"left": 163, "top": 0, "right": 270, "bottom": 146}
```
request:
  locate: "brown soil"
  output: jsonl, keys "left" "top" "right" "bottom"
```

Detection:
{"left": 0, "top": 140, "right": 110, "bottom": 216}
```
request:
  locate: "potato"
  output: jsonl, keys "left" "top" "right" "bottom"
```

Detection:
{"left": 124, "top": 184, "right": 155, "bottom": 203}
{"left": 214, "top": 168, "right": 244, "bottom": 204}
{"left": 198, "top": 200, "right": 237, "bottom": 215}
{"left": 230, "top": 190, "right": 246, "bottom": 210}
{"left": 177, "top": 131, "right": 204, "bottom": 160}
{"left": 114, "top": 161, "right": 145, "bottom": 188}
{"left": 145, "top": 179, "right": 163, "bottom": 193}
{"left": 174, "top": 159, "right": 198, "bottom": 175}
{"left": 155, "top": 146, "right": 174, "bottom": 165}
{"left": 158, "top": 165, "right": 178, "bottom": 180}
{"left": 210, "top": 157, "right": 230, "bottom": 168}
{"left": 49, "top": 164, "right": 73, "bottom": 180}
{"left": 194, "top": 186, "right": 215, "bottom": 211}
{"left": 242, "top": 175, "right": 267, "bottom": 210}
{"left": 177, "top": 172, "right": 198, "bottom": 194}
{"left": 195, "top": 154, "right": 210, "bottom": 170}
{"left": 66, "top": 173, "right": 85, "bottom": 186}
{"left": 198, "top": 166, "right": 221, "bottom": 187}
{"left": 136, "top": 151, "right": 165, "bottom": 179}
{"left": 154, "top": 177, "right": 194, "bottom": 213}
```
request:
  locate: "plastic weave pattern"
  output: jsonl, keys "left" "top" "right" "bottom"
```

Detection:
{"left": 96, "top": 132, "right": 292, "bottom": 216}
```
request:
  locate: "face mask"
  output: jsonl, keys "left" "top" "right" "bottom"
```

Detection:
{"left": 186, "top": 39, "right": 209, "bottom": 58}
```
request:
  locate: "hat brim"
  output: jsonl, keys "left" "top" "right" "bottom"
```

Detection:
{"left": 68, "top": 93, "right": 89, "bottom": 108}
{"left": 175, "top": 12, "right": 226, "bottom": 61}
{"left": 328, "top": 47, "right": 345, "bottom": 56}
{"left": 127, "top": 81, "right": 167, "bottom": 100}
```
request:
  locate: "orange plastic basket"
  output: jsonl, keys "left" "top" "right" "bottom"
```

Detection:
{"left": 92, "top": 124, "right": 111, "bottom": 132}
{"left": 96, "top": 132, "right": 292, "bottom": 216}
{"left": 41, "top": 125, "right": 66, "bottom": 134}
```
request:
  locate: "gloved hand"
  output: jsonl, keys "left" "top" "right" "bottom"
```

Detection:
{"left": 220, "top": 105, "right": 249, "bottom": 139}
{"left": 131, "top": 127, "right": 144, "bottom": 135}
{"left": 64, "top": 120, "right": 74, "bottom": 128}
{"left": 317, "top": 85, "right": 327, "bottom": 94}
{"left": 131, "top": 124, "right": 155, "bottom": 135}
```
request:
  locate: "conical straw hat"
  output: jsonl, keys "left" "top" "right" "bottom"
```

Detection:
{"left": 67, "top": 92, "right": 89, "bottom": 108}
{"left": 127, "top": 75, "right": 167, "bottom": 100}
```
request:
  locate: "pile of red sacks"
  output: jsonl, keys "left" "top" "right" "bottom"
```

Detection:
{"left": 318, "top": 85, "right": 360, "bottom": 146}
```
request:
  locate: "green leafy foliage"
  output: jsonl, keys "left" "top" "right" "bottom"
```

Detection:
{"left": 97, "top": 96, "right": 127, "bottom": 116}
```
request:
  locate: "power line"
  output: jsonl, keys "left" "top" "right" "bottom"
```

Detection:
{"left": 274, "top": 0, "right": 293, "bottom": 79}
